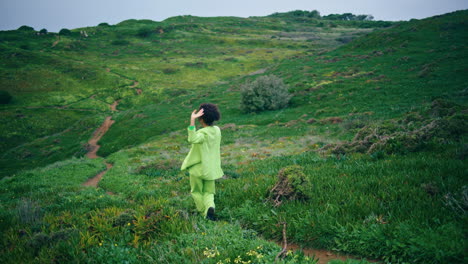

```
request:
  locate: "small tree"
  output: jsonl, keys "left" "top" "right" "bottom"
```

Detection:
{"left": 18, "top": 25, "right": 34, "bottom": 31}
{"left": 240, "top": 75, "right": 291, "bottom": 113}
{"left": 39, "top": 28, "right": 48, "bottom": 34}
{"left": 59, "top": 28, "right": 72, "bottom": 36}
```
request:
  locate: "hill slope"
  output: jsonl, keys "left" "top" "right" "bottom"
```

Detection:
{"left": 0, "top": 14, "right": 387, "bottom": 178}
{"left": 0, "top": 10, "right": 467, "bottom": 264}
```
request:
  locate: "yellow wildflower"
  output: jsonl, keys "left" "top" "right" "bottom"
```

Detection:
{"left": 203, "top": 247, "right": 220, "bottom": 258}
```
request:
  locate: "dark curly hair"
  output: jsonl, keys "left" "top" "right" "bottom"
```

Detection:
{"left": 198, "top": 103, "right": 221, "bottom": 126}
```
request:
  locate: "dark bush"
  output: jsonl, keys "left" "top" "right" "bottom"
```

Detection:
{"left": 240, "top": 75, "right": 291, "bottom": 113}
{"left": 336, "top": 36, "right": 354, "bottom": 43}
{"left": 98, "top": 22, "right": 110, "bottom": 27}
{"left": 19, "top": 44, "right": 30, "bottom": 50}
{"left": 39, "top": 28, "right": 48, "bottom": 34}
{"left": 17, "top": 25, "right": 34, "bottom": 31}
{"left": 111, "top": 39, "right": 130, "bottom": 46}
{"left": 162, "top": 67, "right": 179, "bottom": 74}
{"left": 184, "top": 62, "right": 206, "bottom": 68}
{"left": 59, "top": 28, "right": 72, "bottom": 36}
{"left": 27, "top": 232, "right": 51, "bottom": 253}
{"left": 136, "top": 27, "right": 154, "bottom": 38}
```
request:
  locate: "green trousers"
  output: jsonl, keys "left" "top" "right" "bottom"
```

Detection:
{"left": 189, "top": 164, "right": 215, "bottom": 216}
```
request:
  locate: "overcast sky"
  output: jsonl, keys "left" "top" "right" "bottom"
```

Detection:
{"left": 1, "top": 0, "right": 467, "bottom": 32}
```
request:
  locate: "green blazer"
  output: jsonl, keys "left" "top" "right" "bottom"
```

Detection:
{"left": 181, "top": 125, "right": 223, "bottom": 180}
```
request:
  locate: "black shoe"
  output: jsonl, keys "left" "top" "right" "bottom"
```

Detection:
{"left": 206, "top": 207, "right": 216, "bottom": 221}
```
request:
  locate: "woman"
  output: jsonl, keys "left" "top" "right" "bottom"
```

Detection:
{"left": 181, "top": 103, "right": 223, "bottom": 220}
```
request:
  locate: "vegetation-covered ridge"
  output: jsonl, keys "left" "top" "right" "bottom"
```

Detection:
{"left": 0, "top": 9, "right": 467, "bottom": 264}
{"left": 0, "top": 10, "right": 390, "bottom": 177}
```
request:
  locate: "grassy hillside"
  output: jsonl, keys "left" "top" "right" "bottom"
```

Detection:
{"left": 0, "top": 14, "right": 385, "bottom": 177}
{"left": 0, "top": 10, "right": 467, "bottom": 263}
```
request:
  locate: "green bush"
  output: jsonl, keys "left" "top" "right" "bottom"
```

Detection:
{"left": 111, "top": 39, "right": 130, "bottom": 46}
{"left": 17, "top": 25, "right": 34, "bottom": 31}
{"left": 59, "top": 28, "right": 72, "bottom": 36}
{"left": 39, "top": 28, "right": 48, "bottom": 34}
{"left": 0, "top": 91, "right": 12, "bottom": 104}
{"left": 136, "top": 27, "right": 154, "bottom": 38}
{"left": 268, "top": 165, "right": 312, "bottom": 206}
{"left": 240, "top": 75, "right": 291, "bottom": 113}
{"left": 162, "top": 67, "right": 179, "bottom": 74}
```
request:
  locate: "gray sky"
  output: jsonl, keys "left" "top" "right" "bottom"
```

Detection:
{"left": 1, "top": 0, "right": 467, "bottom": 32}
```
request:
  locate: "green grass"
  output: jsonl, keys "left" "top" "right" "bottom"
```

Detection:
{"left": 0, "top": 9, "right": 467, "bottom": 264}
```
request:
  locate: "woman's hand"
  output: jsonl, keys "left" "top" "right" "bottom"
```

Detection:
{"left": 191, "top": 109, "right": 204, "bottom": 119}
{"left": 190, "top": 109, "right": 204, "bottom": 126}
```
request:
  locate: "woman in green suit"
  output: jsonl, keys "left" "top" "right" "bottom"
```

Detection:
{"left": 181, "top": 103, "right": 223, "bottom": 220}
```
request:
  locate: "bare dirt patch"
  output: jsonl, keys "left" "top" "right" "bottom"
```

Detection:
{"left": 286, "top": 243, "right": 379, "bottom": 264}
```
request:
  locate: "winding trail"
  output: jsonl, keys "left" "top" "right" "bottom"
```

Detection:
{"left": 82, "top": 67, "right": 142, "bottom": 188}
{"left": 282, "top": 243, "right": 379, "bottom": 264}
{"left": 130, "top": 81, "right": 141, "bottom": 95}
{"left": 51, "top": 37, "right": 60, "bottom": 47}
{"left": 82, "top": 101, "right": 118, "bottom": 187}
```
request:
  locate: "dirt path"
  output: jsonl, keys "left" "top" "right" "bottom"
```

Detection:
{"left": 82, "top": 100, "right": 119, "bottom": 187}
{"left": 110, "top": 100, "right": 120, "bottom": 112}
{"left": 130, "top": 81, "right": 139, "bottom": 88}
{"left": 129, "top": 81, "right": 142, "bottom": 95}
{"left": 85, "top": 116, "right": 115, "bottom": 159}
{"left": 83, "top": 162, "right": 113, "bottom": 187}
{"left": 81, "top": 67, "right": 139, "bottom": 187}
{"left": 284, "top": 243, "right": 379, "bottom": 264}
{"left": 273, "top": 225, "right": 379, "bottom": 264}
{"left": 51, "top": 37, "right": 60, "bottom": 47}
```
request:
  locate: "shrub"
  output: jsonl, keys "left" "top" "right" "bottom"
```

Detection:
{"left": 162, "top": 67, "right": 179, "bottom": 74}
{"left": 17, "top": 25, "right": 34, "bottom": 31}
{"left": 184, "top": 62, "right": 206, "bottom": 68}
{"left": 39, "top": 28, "right": 48, "bottom": 34}
{"left": 136, "top": 27, "right": 154, "bottom": 38}
{"left": 320, "top": 99, "right": 468, "bottom": 156}
{"left": 111, "top": 39, "right": 130, "bottom": 46}
{"left": 268, "top": 165, "right": 311, "bottom": 206}
{"left": 59, "top": 28, "right": 72, "bottom": 36}
{"left": 240, "top": 75, "right": 291, "bottom": 113}
{"left": 98, "top": 22, "right": 110, "bottom": 27}
{"left": 113, "top": 210, "right": 136, "bottom": 226}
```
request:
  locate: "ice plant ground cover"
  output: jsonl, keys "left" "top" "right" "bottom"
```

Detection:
{"left": 0, "top": 10, "right": 467, "bottom": 263}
